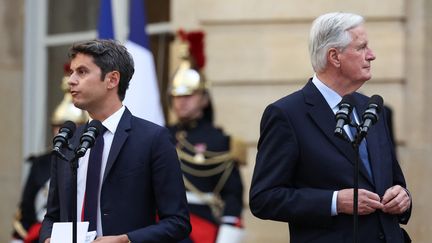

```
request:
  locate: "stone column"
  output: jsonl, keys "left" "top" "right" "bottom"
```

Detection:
{"left": 0, "top": 0, "right": 24, "bottom": 241}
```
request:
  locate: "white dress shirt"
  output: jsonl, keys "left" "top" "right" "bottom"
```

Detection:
{"left": 311, "top": 75, "right": 360, "bottom": 216}
{"left": 77, "top": 106, "right": 125, "bottom": 236}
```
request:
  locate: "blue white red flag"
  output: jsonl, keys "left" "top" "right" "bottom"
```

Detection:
{"left": 98, "top": 0, "right": 165, "bottom": 125}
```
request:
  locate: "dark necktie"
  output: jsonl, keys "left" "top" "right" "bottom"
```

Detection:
{"left": 83, "top": 126, "right": 106, "bottom": 231}
{"left": 349, "top": 113, "right": 373, "bottom": 179}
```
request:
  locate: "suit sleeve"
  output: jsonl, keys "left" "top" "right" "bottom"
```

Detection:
{"left": 249, "top": 104, "right": 334, "bottom": 227}
{"left": 127, "top": 127, "right": 191, "bottom": 242}
{"left": 381, "top": 108, "right": 412, "bottom": 224}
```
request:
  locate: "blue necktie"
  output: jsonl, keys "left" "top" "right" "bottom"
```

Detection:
{"left": 83, "top": 126, "right": 106, "bottom": 231}
{"left": 349, "top": 113, "right": 373, "bottom": 179}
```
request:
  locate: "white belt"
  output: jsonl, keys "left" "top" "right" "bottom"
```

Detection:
{"left": 186, "top": 191, "right": 215, "bottom": 205}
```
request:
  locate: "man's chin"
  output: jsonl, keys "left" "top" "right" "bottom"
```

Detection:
{"left": 72, "top": 102, "right": 85, "bottom": 110}
{"left": 362, "top": 73, "right": 372, "bottom": 82}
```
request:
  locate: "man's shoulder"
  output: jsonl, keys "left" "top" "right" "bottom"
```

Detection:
{"left": 272, "top": 79, "right": 313, "bottom": 107}
{"left": 261, "top": 81, "right": 316, "bottom": 121}
{"left": 274, "top": 90, "right": 303, "bottom": 105}
{"left": 267, "top": 89, "right": 305, "bottom": 116}
{"left": 129, "top": 115, "right": 167, "bottom": 133}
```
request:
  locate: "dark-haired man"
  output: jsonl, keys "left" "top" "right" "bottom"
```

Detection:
{"left": 40, "top": 39, "right": 191, "bottom": 243}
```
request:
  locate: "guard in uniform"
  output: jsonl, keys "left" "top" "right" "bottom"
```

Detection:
{"left": 168, "top": 30, "right": 246, "bottom": 243}
{"left": 11, "top": 65, "right": 88, "bottom": 243}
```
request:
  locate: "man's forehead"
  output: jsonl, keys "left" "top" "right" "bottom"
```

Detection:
{"left": 70, "top": 53, "right": 95, "bottom": 68}
{"left": 348, "top": 26, "right": 368, "bottom": 42}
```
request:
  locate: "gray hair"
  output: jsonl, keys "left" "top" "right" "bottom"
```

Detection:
{"left": 309, "top": 12, "right": 364, "bottom": 72}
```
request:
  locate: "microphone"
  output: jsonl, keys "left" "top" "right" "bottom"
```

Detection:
{"left": 75, "top": 120, "right": 103, "bottom": 158}
{"left": 52, "top": 121, "right": 76, "bottom": 159}
{"left": 359, "top": 95, "right": 383, "bottom": 137}
{"left": 334, "top": 94, "right": 355, "bottom": 139}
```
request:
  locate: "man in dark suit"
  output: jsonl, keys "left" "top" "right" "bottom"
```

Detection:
{"left": 39, "top": 39, "right": 191, "bottom": 243}
{"left": 249, "top": 12, "right": 411, "bottom": 243}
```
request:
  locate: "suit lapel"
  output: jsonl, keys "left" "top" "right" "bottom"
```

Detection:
{"left": 102, "top": 108, "right": 131, "bottom": 183}
{"left": 303, "top": 81, "right": 356, "bottom": 162}
{"left": 354, "top": 95, "right": 388, "bottom": 189}
{"left": 364, "top": 125, "right": 383, "bottom": 190}
{"left": 303, "top": 82, "right": 374, "bottom": 186}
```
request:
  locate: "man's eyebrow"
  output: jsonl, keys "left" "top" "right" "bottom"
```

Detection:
{"left": 73, "top": 65, "right": 89, "bottom": 70}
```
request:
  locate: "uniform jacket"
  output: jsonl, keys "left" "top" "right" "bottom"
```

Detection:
{"left": 168, "top": 119, "right": 243, "bottom": 225}
{"left": 13, "top": 152, "right": 51, "bottom": 242}
{"left": 250, "top": 80, "right": 411, "bottom": 243}
{"left": 40, "top": 108, "right": 191, "bottom": 242}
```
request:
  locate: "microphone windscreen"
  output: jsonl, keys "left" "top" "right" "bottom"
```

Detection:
{"left": 87, "top": 120, "right": 103, "bottom": 136}
{"left": 368, "top": 95, "right": 384, "bottom": 112}
{"left": 339, "top": 94, "right": 355, "bottom": 107}
{"left": 62, "top": 120, "right": 76, "bottom": 133}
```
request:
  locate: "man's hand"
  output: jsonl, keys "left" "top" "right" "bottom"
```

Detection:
{"left": 44, "top": 238, "right": 51, "bottom": 243}
{"left": 337, "top": 188, "right": 383, "bottom": 215}
{"left": 381, "top": 185, "right": 411, "bottom": 214}
{"left": 93, "top": 234, "right": 130, "bottom": 243}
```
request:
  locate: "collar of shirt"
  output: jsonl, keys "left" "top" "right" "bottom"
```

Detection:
{"left": 87, "top": 106, "right": 125, "bottom": 135}
{"left": 101, "top": 106, "right": 125, "bottom": 135}
{"left": 311, "top": 74, "right": 342, "bottom": 114}
{"left": 77, "top": 105, "right": 125, "bottom": 236}
{"left": 311, "top": 75, "right": 360, "bottom": 124}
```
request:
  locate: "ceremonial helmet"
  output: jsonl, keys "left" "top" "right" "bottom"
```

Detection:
{"left": 51, "top": 63, "right": 89, "bottom": 126}
{"left": 170, "top": 30, "right": 207, "bottom": 97}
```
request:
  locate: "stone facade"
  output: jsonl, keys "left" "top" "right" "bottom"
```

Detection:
{"left": 0, "top": 0, "right": 431, "bottom": 242}
{"left": 171, "top": 0, "right": 430, "bottom": 242}
{"left": 0, "top": 0, "right": 24, "bottom": 242}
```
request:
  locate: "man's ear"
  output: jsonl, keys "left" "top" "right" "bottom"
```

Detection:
{"left": 106, "top": 71, "right": 120, "bottom": 90}
{"left": 327, "top": 48, "right": 341, "bottom": 68}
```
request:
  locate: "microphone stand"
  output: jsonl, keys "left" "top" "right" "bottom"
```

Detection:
{"left": 69, "top": 154, "right": 81, "bottom": 243}
{"left": 336, "top": 123, "right": 363, "bottom": 243}
{"left": 351, "top": 127, "right": 361, "bottom": 243}
{"left": 52, "top": 145, "right": 79, "bottom": 243}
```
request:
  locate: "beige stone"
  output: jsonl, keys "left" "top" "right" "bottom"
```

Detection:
{"left": 172, "top": 1, "right": 429, "bottom": 242}
{"left": 0, "top": 70, "right": 23, "bottom": 241}
{"left": 358, "top": 82, "right": 405, "bottom": 143}
{"left": 204, "top": 21, "right": 404, "bottom": 84}
{"left": 195, "top": 0, "right": 404, "bottom": 23}
{"left": 0, "top": 0, "right": 23, "bottom": 67}
{"left": 212, "top": 83, "right": 304, "bottom": 143}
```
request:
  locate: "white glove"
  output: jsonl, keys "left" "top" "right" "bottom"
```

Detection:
{"left": 215, "top": 224, "right": 244, "bottom": 243}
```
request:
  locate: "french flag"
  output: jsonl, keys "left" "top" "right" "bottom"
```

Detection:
{"left": 98, "top": 0, "right": 165, "bottom": 126}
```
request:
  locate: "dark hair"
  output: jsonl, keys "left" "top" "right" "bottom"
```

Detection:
{"left": 69, "top": 39, "right": 135, "bottom": 101}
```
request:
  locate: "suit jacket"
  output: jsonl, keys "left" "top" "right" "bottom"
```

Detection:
{"left": 249, "top": 80, "right": 411, "bottom": 243}
{"left": 40, "top": 108, "right": 191, "bottom": 242}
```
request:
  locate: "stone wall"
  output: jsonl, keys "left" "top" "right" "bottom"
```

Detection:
{"left": 0, "top": 0, "right": 430, "bottom": 242}
{"left": 172, "top": 0, "right": 431, "bottom": 242}
{"left": 0, "top": 0, "right": 24, "bottom": 241}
